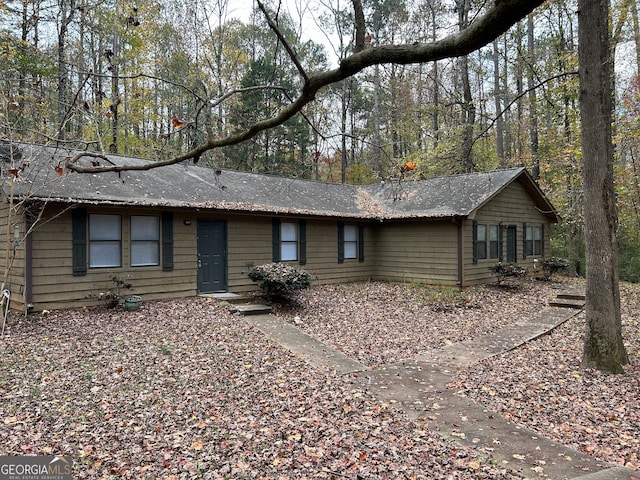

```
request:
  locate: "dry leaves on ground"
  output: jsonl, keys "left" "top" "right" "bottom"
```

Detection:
{"left": 0, "top": 296, "right": 520, "bottom": 479}
{"left": 273, "top": 279, "right": 562, "bottom": 367}
{"left": 275, "top": 278, "right": 639, "bottom": 473}
{"left": 455, "top": 283, "right": 640, "bottom": 472}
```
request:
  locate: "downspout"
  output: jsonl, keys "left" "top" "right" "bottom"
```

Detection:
{"left": 453, "top": 217, "right": 463, "bottom": 286}
{"left": 24, "top": 214, "right": 33, "bottom": 313}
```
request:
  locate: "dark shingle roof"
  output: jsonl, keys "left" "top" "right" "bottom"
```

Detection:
{"left": 2, "top": 143, "right": 559, "bottom": 222}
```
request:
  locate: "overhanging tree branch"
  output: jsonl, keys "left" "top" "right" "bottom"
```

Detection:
{"left": 66, "top": 0, "right": 546, "bottom": 174}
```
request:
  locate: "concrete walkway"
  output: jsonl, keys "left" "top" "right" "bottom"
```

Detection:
{"left": 243, "top": 301, "right": 638, "bottom": 480}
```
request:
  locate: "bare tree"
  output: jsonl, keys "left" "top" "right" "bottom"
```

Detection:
{"left": 65, "top": 0, "right": 547, "bottom": 173}
{"left": 578, "top": 0, "right": 629, "bottom": 373}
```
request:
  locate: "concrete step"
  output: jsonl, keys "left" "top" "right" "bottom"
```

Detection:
{"left": 229, "top": 303, "right": 273, "bottom": 315}
{"left": 549, "top": 297, "right": 585, "bottom": 309}
{"left": 224, "top": 295, "right": 263, "bottom": 305}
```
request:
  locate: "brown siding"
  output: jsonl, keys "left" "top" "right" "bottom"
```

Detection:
{"left": 21, "top": 177, "right": 555, "bottom": 310}
{"left": 30, "top": 206, "right": 197, "bottom": 311}
{"left": 227, "top": 217, "right": 376, "bottom": 292}
{"left": 463, "top": 180, "right": 554, "bottom": 286}
{"left": 28, "top": 209, "right": 379, "bottom": 310}
{"left": 0, "top": 196, "right": 27, "bottom": 310}
{"left": 372, "top": 220, "right": 459, "bottom": 285}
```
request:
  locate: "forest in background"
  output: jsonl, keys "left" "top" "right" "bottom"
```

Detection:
{"left": 2, "top": 0, "right": 640, "bottom": 281}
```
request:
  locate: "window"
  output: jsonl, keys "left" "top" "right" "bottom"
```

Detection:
{"left": 131, "top": 215, "right": 160, "bottom": 266}
{"left": 489, "top": 225, "right": 499, "bottom": 259}
{"left": 524, "top": 224, "right": 544, "bottom": 257}
{"left": 338, "top": 222, "right": 364, "bottom": 263}
{"left": 534, "top": 225, "right": 543, "bottom": 255}
{"left": 89, "top": 214, "right": 121, "bottom": 268}
{"left": 343, "top": 224, "right": 358, "bottom": 259}
{"left": 272, "top": 218, "right": 306, "bottom": 264}
{"left": 280, "top": 222, "right": 298, "bottom": 261}
{"left": 475, "top": 224, "right": 487, "bottom": 260}
{"left": 524, "top": 225, "right": 533, "bottom": 257}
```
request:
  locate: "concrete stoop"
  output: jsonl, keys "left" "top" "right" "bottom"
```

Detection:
{"left": 203, "top": 292, "right": 272, "bottom": 315}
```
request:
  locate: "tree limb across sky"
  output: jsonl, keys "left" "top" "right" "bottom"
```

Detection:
{"left": 66, "top": 0, "right": 546, "bottom": 174}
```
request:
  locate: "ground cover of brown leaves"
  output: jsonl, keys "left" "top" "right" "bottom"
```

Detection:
{"left": 275, "top": 278, "right": 640, "bottom": 473}
{"left": 455, "top": 282, "right": 640, "bottom": 472}
{"left": 2, "top": 278, "right": 638, "bottom": 479}
{"left": 273, "top": 280, "right": 562, "bottom": 367}
{"left": 1, "top": 296, "right": 520, "bottom": 479}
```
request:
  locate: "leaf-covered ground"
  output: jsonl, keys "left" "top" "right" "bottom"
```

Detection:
{"left": 273, "top": 280, "right": 562, "bottom": 367}
{"left": 1, "top": 277, "right": 638, "bottom": 478}
{"left": 1, "top": 296, "right": 520, "bottom": 479}
{"left": 455, "top": 282, "right": 640, "bottom": 472}
{"left": 275, "top": 278, "right": 640, "bottom": 473}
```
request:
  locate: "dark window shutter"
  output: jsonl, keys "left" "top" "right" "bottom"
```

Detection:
{"left": 472, "top": 220, "right": 478, "bottom": 264}
{"left": 337, "top": 222, "right": 344, "bottom": 264}
{"left": 72, "top": 208, "right": 87, "bottom": 276}
{"left": 162, "top": 212, "right": 174, "bottom": 271}
{"left": 299, "top": 220, "right": 307, "bottom": 265}
{"left": 523, "top": 222, "right": 528, "bottom": 258}
{"left": 358, "top": 225, "right": 365, "bottom": 263}
{"left": 272, "top": 218, "right": 281, "bottom": 262}
{"left": 541, "top": 224, "right": 545, "bottom": 256}
{"left": 498, "top": 222, "right": 503, "bottom": 262}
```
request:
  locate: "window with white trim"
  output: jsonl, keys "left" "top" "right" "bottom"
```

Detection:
{"left": 534, "top": 225, "right": 543, "bottom": 255}
{"left": 489, "top": 225, "right": 499, "bottom": 259}
{"left": 131, "top": 215, "right": 160, "bottom": 266}
{"left": 343, "top": 224, "right": 358, "bottom": 259}
{"left": 89, "top": 214, "right": 121, "bottom": 268}
{"left": 475, "top": 224, "right": 487, "bottom": 260}
{"left": 524, "top": 224, "right": 543, "bottom": 256}
{"left": 280, "top": 222, "right": 298, "bottom": 261}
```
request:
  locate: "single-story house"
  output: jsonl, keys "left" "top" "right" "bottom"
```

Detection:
{"left": 0, "top": 143, "right": 560, "bottom": 312}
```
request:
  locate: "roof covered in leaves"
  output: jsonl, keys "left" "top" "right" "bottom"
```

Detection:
{"left": 2, "top": 143, "right": 559, "bottom": 222}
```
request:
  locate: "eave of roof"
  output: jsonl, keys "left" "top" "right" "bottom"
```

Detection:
{"left": 3, "top": 143, "right": 560, "bottom": 223}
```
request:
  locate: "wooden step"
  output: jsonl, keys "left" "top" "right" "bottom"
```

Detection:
{"left": 556, "top": 291, "right": 586, "bottom": 301}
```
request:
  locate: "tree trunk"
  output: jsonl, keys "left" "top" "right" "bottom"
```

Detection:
{"left": 492, "top": 40, "right": 505, "bottom": 165}
{"left": 631, "top": 1, "right": 640, "bottom": 75}
{"left": 578, "top": 0, "right": 629, "bottom": 373}
{"left": 430, "top": 5, "right": 440, "bottom": 153}
{"left": 373, "top": 63, "right": 382, "bottom": 175}
{"left": 341, "top": 79, "right": 348, "bottom": 184}
{"left": 501, "top": 36, "right": 512, "bottom": 160}
{"left": 458, "top": 0, "right": 475, "bottom": 172}
{"left": 527, "top": 13, "right": 539, "bottom": 180}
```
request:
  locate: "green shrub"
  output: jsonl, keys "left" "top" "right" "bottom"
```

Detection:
{"left": 248, "top": 263, "right": 312, "bottom": 299}
{"left": 618, "top": 238, "right": 640, "bottom": 283}
{"left": 489, "top": 262, "right": 527, "bottom": 284}
{"left": 541, "top": 257, "right": 570, "bottom": 280}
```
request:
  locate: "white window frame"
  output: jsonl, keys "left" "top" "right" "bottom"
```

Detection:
{"left": 489, "top": 225, "right": 499, "bottom": 259}
{"left": 89, "top": 214, "right": 122, "bottom": 268}
{"left": 280, "top": 222, "right": 298, "bottom": 261}
{"left": 131, "top": 215, "right": 160, "bottom": 267}
{"left": 344, "top": 224, "right": 358, "bottom": 259}
{"left": 476, "top": 224, "right": 487, "bottom": 260}
{"left": 533, "top": 225, "right": 543, "bottom": 255}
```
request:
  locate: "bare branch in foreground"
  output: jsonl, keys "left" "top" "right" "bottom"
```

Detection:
{"left": 65, "top": 0, "right": 546, "bottom": 174}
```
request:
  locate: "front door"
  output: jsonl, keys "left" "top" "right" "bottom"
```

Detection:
{"left": 197, "top": 220, "right": 227, "bottom": 293}
{"left": 506, "top": 225, "right": 517, "bottom": 263}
